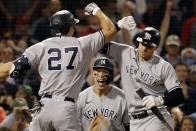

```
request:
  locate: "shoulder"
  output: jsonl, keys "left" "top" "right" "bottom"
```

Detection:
{"left": 111, "top": 85, "right": 126, "bottom": 98}
{"left": 153, "top": 55, "right": 175, "bottom": 73}
{"left": 153, "top": 55, "right": 171, "bottom": 66}
{"left": 78, "top": 31, "right": 103, "bottom": 41}
{"left": 79, "top": 86, "right": 93, "bottom": 97}
{"left": 28, "top": 41, "right": 46, "bottom": 49}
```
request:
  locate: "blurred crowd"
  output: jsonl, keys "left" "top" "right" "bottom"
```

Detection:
{"left": 0, "top": 0, "right": 195, "bottom": 131}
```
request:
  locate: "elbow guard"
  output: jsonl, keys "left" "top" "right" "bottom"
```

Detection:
{"left": 163, "top": 88, "right": 184, "bottom": 107}
{"left": 9, "top": 55, "right": 31, "bottom": 78}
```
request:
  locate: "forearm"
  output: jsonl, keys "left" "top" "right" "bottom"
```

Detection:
{"left": 159, "top": 1, "right": 172, "bottom": 48}
{"left": 95, "top": 10, "right": 117, "bottom": 43}
{"left": 159, "top": 9, "right": 171, "bottom": 44}
{"left": 122, "top": 29, "right": 132, "bottom": 45}
{"left": 163, "top": 88, "right": 184, "bottom": 106}
{"left": 0, "top": 63, "right": 12, "bottom": 79}
{"left": 25, "top": 0, "right": 40, "bottom": 18}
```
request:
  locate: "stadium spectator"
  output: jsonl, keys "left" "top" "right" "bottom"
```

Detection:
{"left": 0, "top": 107, "right": 6, "bottom": 123}
{"left": 31, "top": 0, "right": 62, "bottom": 42}
{"left": 170, "top": 106, "right": 184, "bottom": 131}
{"left": 181, "top": 47, "right": 196, "bottom": 65}
{"left": 0, "top": 0, "right": 40, "bottom": 35}
{"left": 163, "top": 35, "right": 181, "bottom": 66}
{"left": 0, "top": 98, "right": 30, "bottom": 131}
{"left": 174, "top": 63, "right": 196, "bottom": 115}
{"left": 180, "top": 116, "right": 196, "bottom": 131}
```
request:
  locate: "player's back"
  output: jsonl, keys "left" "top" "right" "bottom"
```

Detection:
{"left": 25, "top": 37, "right": 89, "bottom": 99}
{"left": 24, "top": 31, "right": 104, "bottom": 100}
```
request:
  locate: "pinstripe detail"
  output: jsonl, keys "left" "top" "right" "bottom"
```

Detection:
{"left": 168, "top": 86, "right": 181, "bottom": 92}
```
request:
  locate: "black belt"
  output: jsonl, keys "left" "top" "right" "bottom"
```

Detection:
{"left": 130, "top": 110, "right": 149, "bottom": 119}
{"left": 43, "top": 94, "right": 75, "bottom": 103}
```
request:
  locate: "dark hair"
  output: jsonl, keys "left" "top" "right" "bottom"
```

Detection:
{"left": 174, "top": 62, "right": 189, "bottom": 71}
{"left": 180, "top": 116, "right": 196, "bottom": 130}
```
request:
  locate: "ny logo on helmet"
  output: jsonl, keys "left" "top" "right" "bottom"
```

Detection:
{"left": 52, "top": 17, "right": 61, "bottom": 25}
{"left": 144, "top": 32, "right": 152, "bottom": 40}
{"left": 101, "top": 60, "right": 106, "bottom": 64}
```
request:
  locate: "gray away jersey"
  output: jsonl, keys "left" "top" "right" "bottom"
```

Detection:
{"left": 23, "top": 31, "right": 104, "bottom": 100}
{"left": 77, "top": 85, "right": 129, "bottom": 131}
{"left": 106, "top": 41, "right": 181, "bottom": 112}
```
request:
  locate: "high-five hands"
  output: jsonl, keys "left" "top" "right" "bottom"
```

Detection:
{"left": 84, "top": 2, "right": 100, "bottom": 15}
{"left": 117, "top": 16, "right": 136, "bottom": 31}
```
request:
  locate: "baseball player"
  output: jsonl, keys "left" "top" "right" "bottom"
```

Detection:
{"left": 0, "top": 3, "right": 136, "bottom": 131}
{"left": 77, "top": 57, "right": 129, "bottom": 131}
{"left": 100, "top": 27, "right": 184, "bottom": 131}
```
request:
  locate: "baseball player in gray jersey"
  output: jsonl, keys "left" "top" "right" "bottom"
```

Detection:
{"left": 77, "top": 57, "right": 129, "bottom": 131}
{"left": 0, "top": 2, "right": 137, "bottom": 131}
{"left": 100, "top": 27, "right": 184, "bottom": 131}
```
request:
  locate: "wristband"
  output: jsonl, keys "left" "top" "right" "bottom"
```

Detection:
{"left": 114, "top": 23, "right": 120, "bottom": 31}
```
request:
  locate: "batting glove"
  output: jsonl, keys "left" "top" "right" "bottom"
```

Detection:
{"left": 84, "top": 3, "right": 100, "bottom": 15}
{"left": 142, "top": 95, "right": 164, "bottom": 109}
{"left": 117, "top": 16, "right": 136, "bottom": 31}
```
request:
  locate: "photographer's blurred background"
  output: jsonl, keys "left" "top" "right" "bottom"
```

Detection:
{"left": 0, "top": 0, "right": 195, "bottom": 131}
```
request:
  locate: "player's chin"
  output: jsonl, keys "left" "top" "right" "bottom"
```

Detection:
{"left": 98, "top": 84, "right": 106, "bottom": 88}
{"left": 97, "top": 82, "right": 107, "bottom": 89}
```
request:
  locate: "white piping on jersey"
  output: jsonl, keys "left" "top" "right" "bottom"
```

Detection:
{"left": 168, "top": 86, "right": 181, "bottom": 93}
{"left": 107, "top": 43, "right": 110, "bottom": 55}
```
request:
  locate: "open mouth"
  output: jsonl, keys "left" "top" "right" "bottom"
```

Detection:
{"left": 97, "top": 80, "right": 105, "bottom": 85}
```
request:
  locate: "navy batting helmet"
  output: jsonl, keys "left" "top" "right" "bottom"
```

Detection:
{"left": 50, "top": 10, "right": 79, "bottom": 35}
{"left": 136, "top": 27, "right": 160, "bottom": 47}
{"left": 93, "top": 57, "right": 114, "bottom": 84}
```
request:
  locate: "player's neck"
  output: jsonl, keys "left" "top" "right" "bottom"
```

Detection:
{"left": 66, "top": 32, "right": 73, "bottom": 36}
{"left": 139, "top": 56, "right": 150, "bottom": 62}
{"left": 93, "top": 85, "right": 111, "bottom": 97}
{"left": 139, "top": 54, "right": 154, "bottom": 62}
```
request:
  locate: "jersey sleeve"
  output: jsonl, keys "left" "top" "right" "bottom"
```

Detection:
{"left": 162, "top": 62, "right": 181, "bottom": 92}
{"left": 120, "top": 92, "right": 130, "bottom": 126}
{"left": 77, "top": 92, "right": 86, "bottom": 124}
{"left": 101, "top": 41, "right": 130, "bottom": 63}
{"left": 78, "top": 31, "right": 104, "bottom": 56}
{"left": 122, "top": 103, "right": 130, "bottom": 126}
{"left": 23, "top": 43, "right": 43, "bottom": 68}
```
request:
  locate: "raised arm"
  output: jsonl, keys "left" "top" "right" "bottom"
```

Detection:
{"left": 158, "top": 0, "right": 173, "bottom": 50}
{"left": 84, "top": 2, "right": 136, "bottom": 47}
{"left": 84, "top": 3, "right": 117, "bottom": 43}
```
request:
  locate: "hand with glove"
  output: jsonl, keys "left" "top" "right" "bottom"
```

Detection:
{"left": 142, "top": 95, "right": 164, "bottom": 109}
{"left": 84, "top": 2, "right": 100, "bottom": 15}
{"left": 117, "top": 16, "right": 136, "bottom": 31}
